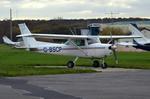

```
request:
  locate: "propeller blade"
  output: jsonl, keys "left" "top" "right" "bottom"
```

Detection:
{"left": 107, "top": 32, "right": 113, "bottom": 44}
{"left": 108, "top": 32, "right": 118, "bottom": 64}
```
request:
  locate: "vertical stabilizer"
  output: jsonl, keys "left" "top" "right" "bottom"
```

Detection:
{"left": 18, "top": 23, "right": 37, "bottom": 48}
{"left": 129, "top": 23, "right": 148, "bottom": 44}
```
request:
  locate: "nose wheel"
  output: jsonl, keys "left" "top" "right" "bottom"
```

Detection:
{"left": 101, "top": 63, "right": 107, "bottom": 69}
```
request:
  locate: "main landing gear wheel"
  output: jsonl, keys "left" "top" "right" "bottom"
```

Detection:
{"left": 92, "top": 60, "right": 100, "bottom": 68}
{"left": 101, "top": 63, "right": 108, "bottom": 69}
{"left": 67, "top": 61, "right": 75, "bottom": 68}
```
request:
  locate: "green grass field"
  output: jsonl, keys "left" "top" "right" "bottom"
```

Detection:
{"left": 0, "top": 44, "right": 150, "bottom": 76}
{"left": 77, "top": 52, "right": 150, "bottom": 69}
{"left": 106, "top": 52, "right": 150, "bottom": 69}
{"left": 0, "top": 45, "right": 96, "bottom": 77}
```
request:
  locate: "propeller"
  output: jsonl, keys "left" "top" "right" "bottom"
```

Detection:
{"left": 107, "top": 32, "right": 113, "bottom": 44}
{"left": 108, "top": 32, "right": 119, "bottom": 64}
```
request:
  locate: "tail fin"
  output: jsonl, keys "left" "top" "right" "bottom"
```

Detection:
{"left": 129, "top": 23, "right": 149, "bottom": 44}
{"left": 18, "top": 23, "right": 37, "bottom": 48}
{"left": 3, "top": 36, "right": 15, "bottom": 45}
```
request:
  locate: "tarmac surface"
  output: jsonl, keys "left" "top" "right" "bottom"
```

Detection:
{"left": 0, "top": 68, "right": 150, "bottom": 99}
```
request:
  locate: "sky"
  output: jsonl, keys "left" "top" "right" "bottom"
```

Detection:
{"left": 0, "top": 0, "right": 150, "bottom": 20}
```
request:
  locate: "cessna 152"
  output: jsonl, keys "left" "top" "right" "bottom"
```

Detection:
{"left": 16, "top": 23, "right": 141, "bottom": 69}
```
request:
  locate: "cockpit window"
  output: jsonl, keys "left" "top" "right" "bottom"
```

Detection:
{"left": 65, "top": 40, "right": 85, "bottom": 46}
{"left": 74, "top": 40, "right": 85, "bottom": 46}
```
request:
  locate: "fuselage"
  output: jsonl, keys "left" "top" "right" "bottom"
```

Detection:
{"left": 33, "top": 42, "right": 112, "bottom": 58}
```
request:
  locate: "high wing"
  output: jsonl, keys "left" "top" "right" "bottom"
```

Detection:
{"left": 17, "top": 34, "right": 141, "bottom": 40}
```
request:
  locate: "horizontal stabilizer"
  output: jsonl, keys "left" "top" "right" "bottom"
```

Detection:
{"left": 3, "top": 36, "right": 15, "bottom": 45}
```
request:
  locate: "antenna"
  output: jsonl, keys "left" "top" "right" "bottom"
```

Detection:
{"left": 105, "top": 11, "right": 119, "bottom": 25}
{"left": 10, "top": 8, "right": 13, "bottom": 40}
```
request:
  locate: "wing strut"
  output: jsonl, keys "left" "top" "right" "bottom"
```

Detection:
{"left": 69, "top": 39, "right": 88, "bottom": 56}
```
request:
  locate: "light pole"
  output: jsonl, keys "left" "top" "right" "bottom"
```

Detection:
{"left": 10, "top": 8, "right": 13, "bottom": 40}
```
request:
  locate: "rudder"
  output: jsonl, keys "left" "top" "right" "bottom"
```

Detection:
{"left": 18, "top": 23, "right": 37, "bottom": 48}
{"left": 129, "top": 23, "right": 148, "bottom": 44}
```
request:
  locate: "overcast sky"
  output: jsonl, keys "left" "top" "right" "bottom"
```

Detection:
{"left": 0, "top": 0, "right": 149, "bottom": 20}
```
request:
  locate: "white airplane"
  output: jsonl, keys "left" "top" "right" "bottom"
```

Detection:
{"left": 118, "top": 24, "right": 150, "bottom": 51}
{"left": 2, "top": 36, "right": 25, "bottom": 48}
{"left": 16, "top": 23, "right": 141, "bottom": 69}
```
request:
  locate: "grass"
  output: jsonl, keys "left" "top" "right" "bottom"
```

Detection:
{"left": 75, "top": 52, "right": 150, "bottom": 69}
{"left": 0, "top": 45, "right": 96, "bottom": 77}
{"left": 106, "top": 52, "right": 150, "bottom": 69}
{"left": 0, "top": 45, "right": 70, "bottom": 66}
{"left": 0, "top": 66, "right": 95, "bottom": 77}
{"left": 0, "top": 44, "right": 150, "bottom": 76}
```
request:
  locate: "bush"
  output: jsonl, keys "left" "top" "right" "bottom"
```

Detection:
{"left": 101, "top": 27, "right": 127, "bottom": 35}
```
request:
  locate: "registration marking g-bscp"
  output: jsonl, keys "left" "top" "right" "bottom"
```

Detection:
{"left": 43, "top": 47, "right": 62, "bottom": 52}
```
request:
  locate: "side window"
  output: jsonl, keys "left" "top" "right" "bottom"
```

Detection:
{"left": 74, "top": 40, "right": 85, "bottom": 46}
{"left": 65, "top": 40, "right": 85, "bottom": 46}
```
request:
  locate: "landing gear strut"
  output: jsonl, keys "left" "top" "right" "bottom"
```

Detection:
{"left": 92, "top": 58, "right": 108, "bottom": 69}
{"left": 101, "top": 62, "right": 107, "bottom": 69}
{"left": 67, "top": 57, "right": 78, "bottom": 68}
